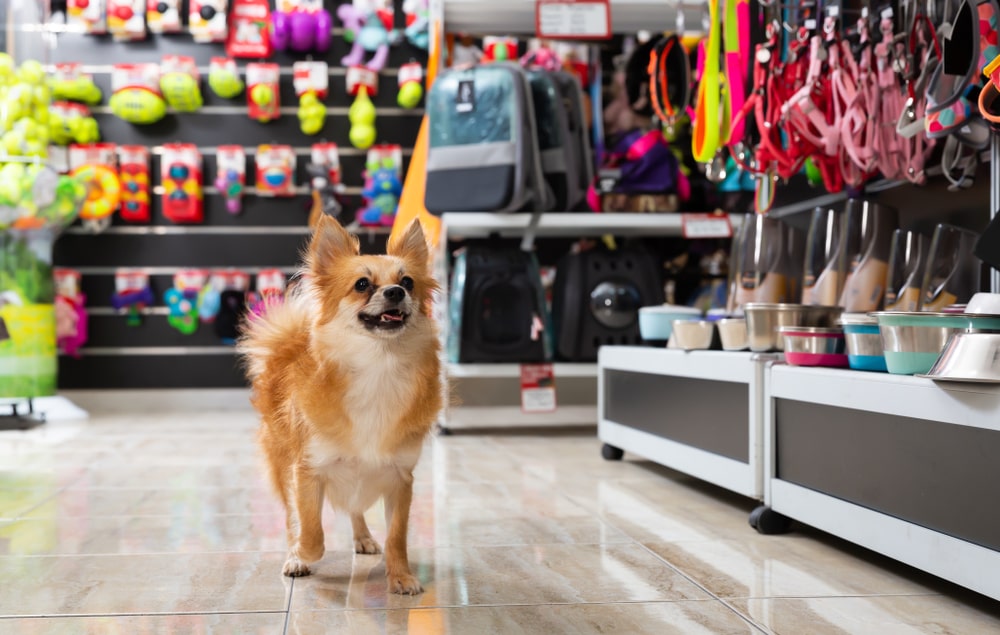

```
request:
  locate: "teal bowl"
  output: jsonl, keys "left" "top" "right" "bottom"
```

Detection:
{"left": 871, "top": 312, "right": 1000, "bottom": 375}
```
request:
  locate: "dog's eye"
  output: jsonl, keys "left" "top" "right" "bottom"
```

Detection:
{"left": 354, "top": 278, "right": 371, "bottom": 292}
{"left": 400, "top": 276, "right": 414, "bottom": 291}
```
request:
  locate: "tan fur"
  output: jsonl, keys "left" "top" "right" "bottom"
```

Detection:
{"left": 239, "top": 215, "right": 442, "bottom": 595}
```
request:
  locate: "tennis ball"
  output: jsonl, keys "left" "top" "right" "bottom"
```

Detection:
{"left": 397, "top": 82, "right": 422, "bottom": 109}
{"left": 75, "top": 117, "right": 100, "bottom": 143}
{"left": 251, "top": 84, "right": 274, "bottom": 106}
{"left": 300, "top": 92, "right": 320, "bottom": 108}
{"left": 208, "top": 69, "right": 244, "bottom": 99}
{"left": 301, "top": 115, "right": 324, "bottom": 136}
{"left": 348, "top": 87, "right": 376, "bottom": 126}
{"left": 349, "top": 123, "right": 376, "bottom": 150}
{"left": 0, "top": 54, "right": 14, "bottom": 79}
{"left": 17, "top": 60, "right": 46, "bottom": 86}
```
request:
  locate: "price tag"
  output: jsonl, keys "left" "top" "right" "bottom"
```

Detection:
{"left": 536, "top": 0, "right": 611, "bottom": 40}
{"left": 520, "top": 363, "right": 557, "bottom": 414}
{"left": 681, "top": 213, "right": 733, "bottom": 239}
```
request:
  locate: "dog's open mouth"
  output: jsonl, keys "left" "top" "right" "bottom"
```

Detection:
{"left": 359, "top": 309, "right": 409, "bottom": 331}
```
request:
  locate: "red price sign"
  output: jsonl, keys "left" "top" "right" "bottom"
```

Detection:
{"left": 535, "top": 0, "right": 611, "bottom": 40}
{"left": 520, "top": 363, "right": 557, "bottom": 414}
{"left": 682, "top": 213, "right": 733, "bottom": 239}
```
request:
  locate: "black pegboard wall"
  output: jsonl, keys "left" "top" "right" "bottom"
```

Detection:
{"left": 31, "top": 3, "right": 427, "bottom": 389}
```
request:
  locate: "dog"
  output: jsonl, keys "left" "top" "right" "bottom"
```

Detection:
{"left": 239, "top": 215, "right": 442, "bottom": 595}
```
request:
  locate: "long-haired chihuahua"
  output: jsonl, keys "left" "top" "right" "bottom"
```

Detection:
{"left": 239, "top": 215, "right": 442, "bottom": 595}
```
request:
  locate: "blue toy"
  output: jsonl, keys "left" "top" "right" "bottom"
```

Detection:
{"left": 338, "top": 3, "right": 396, "bottom": 71}
{"left": 357, "top": 165, "right": 402, "bottom": 227}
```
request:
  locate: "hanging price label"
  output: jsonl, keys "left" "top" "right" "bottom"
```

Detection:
{"left": 682, "top": 213, "right": 733, "bottom": 239}
{"left": 520, "top": 363, "right": 557, "bottom": 414}
{"left": 535, "top": 0, "right": 611, "bottom": 40}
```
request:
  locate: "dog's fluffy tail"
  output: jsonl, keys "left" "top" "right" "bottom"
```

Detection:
{"left": 237, "top": 290, "right": 311, "bottom": 382}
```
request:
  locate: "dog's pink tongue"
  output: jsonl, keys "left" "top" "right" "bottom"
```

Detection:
{"left": 381, "top": 312, "right": 403, "bottom": 322}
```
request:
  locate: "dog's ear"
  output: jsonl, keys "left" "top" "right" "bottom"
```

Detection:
{"left": 387, "top": 219, "right": 429, "bottom": 270}
{"left": 309, "top": 214, "right": 359, "bottom": 270}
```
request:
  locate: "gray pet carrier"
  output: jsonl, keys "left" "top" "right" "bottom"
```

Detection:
{"left": 425, "top": 63, "right": 548, "bottom": 214}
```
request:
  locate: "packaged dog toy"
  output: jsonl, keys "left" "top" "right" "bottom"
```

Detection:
{"left": 147, "top": 0, "right": 182, "bottom": 33}
{"left": 68, "top": 143, "right": 121, "bottom": 233}
{"left": 208, "top": 58, "right": 245, "bottom": 99}
{"left": 160, "top": 143, "right": 204, "bottom": 224}
{"left": 294, "top": 61, "right": 329, "bottom": 135}
{"left": 306, "top": 143, "right": 344, "bottom": 227}
{"left": 246, "top": 63, "right": 281, "bottom": 123}
{"left": 164, "top": 269, "right": 209, "bottom": 335}
{"left": 190, "top": 0, "right": 229, "bottom": 43}
{"left": 255, "top": 145, "right": 296, "bottom": 197}
{"left": 215, "top": 145, "right": 246, "bottom": 214}
{"left": 160, "top": 56, "right": 203, "bottom": 112}
{"left": 109, "top": 64, "right": 166, "bottom": 125}
{"left": 117, "top": 145, "right": 151, "bottom": 223}
{"left": 111, "top": 269, "right": 154, "bottom": 326}
{"left": 272, "top": 0, "right": 332, "bottom": 54}
{"left": 107, "top": 0, "right": 146, "bottom": 41}
{"left": 212, "top": 270, "right": 251, "bottom": 344}
{"left": 67, "top": 0, "right": 107, "bottom": 33}
{"left": 358, "top": 144, "right": 402, "bottom": 227}
{"left": 347, "top": 67, "right": 378, "bottom": 149}
{"left": 227, "top": 0, "right": 274, "bottom": 58}
{"left": 397, "top": 62, "right": 423, "bottom": 109}
{"left": 55, "top": 269, "right": 88, "bottom": 358}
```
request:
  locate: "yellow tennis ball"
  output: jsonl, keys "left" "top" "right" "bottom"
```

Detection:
{"left": 251, "top": 84, "right": 274, "bottom": 106}
{"left": 349, "top": 123, "right": 376, "bottom": 149}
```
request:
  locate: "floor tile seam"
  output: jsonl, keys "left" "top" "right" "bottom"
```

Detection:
{"left": 547, "top": 483, "right": 638, "bottom": 544}
{"left": 715, "top": 596, "right": 778, "bottom": 634}
{"left": 717, "top": 591, "right": 944, "bottom": 601}
{"left": 0, "top": 549, "right": 290, "bottom": 559}
{"left": 7, "top": 482, "right": 78, "bottom": 521}
{"left": 283, "top": 578, "right": 295, "bottom": 635}
{"left": 0, "top": 610, "right": 290, "bottom": 619}
{"left": 633, "top": 541, "right": 728, "bottom": 603}
{"left": 288, "top": 598, "right": 734, "bottom": 614}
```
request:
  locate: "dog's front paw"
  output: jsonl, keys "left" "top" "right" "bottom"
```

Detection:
{"left": 283, "top": 556, "right": 312, "bottom": 577}
{"left": 354, "top": 537, "right": 382, "bottom": 555}
{"left": 387, "top": 572, "right": 423, "bottom": 595}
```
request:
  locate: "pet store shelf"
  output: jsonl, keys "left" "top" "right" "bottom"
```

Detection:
{"left": 441, "top": 0, "right": 708, "bottom": 36}
{"left": 447, "top": 363, "right": 598, "bottom": 379}
{"left": 763, "top": 364, "right": 1000, "bottom": 601}
{"left": 440, "top": 212, "right": 743, "bottom": 239}
{"left": 598, "top": 347, "right": 776, "bottom": 499}
{"left": 443, "top": 405, "right": 598, "bottom": 429}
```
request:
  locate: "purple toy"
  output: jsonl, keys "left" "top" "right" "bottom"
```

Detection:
{"left": 272, "top": 5, "right": 332, "bottom": 54}
{"left": 56, "top": 294, "right": 88, "bottom": 358}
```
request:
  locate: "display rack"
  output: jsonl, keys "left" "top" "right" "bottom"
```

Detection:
{"left": 435, "top": 213, "right": 745, "bottom": 431}
{"left": 761, "top": 365, "right": 1000, "bottom": 602}
{"left": 597, "top": 347, "right": 777, "bottom": 499}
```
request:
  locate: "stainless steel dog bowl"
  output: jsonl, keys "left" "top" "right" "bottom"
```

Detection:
{"left": 872, "top": 312, "right": 1000, "bottom": 375}
{"left": 743, "top": 303, "right": 844, "bottom": 352}
{"left": 918, "top": 332, "right": 1000, "bottom": 382}
{"left": 717, "top": 317, "right": 749, "bottom": 351}
{"left": 777, "top": 326, "right": 849, "bottom": 367}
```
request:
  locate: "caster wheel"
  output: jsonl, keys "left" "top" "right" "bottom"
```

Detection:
{"left": 601, "top": 443, "right": 624, "bottom": 461}
{"left": 749, "top": 505, "right": 791, "bottom": 535}
{"left": 438, "top": 426, "right": 453, "bottom": 436}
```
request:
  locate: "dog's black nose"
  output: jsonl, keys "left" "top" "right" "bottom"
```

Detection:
{"left": 383, "top": 285, "right": 406, "bottom": 303}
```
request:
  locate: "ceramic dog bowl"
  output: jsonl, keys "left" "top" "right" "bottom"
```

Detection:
{"left": 671, "top": 319, "right": 715, "bottom": 351}
{"left": 871, "top": 312, "right": 1000, "bottom": 375}
{"left": 717, "top": 317, "right": 749, "bottom": 351}
{"left": 967, "top": 293, "right": 1000, "bottom": 315}
{"left": 917, "top": 331, "right": 1000, "bottom": 383}
{"left": 838, "top": 313, "right": 887, "bottom": 372}
{"left": 744, "top": 303, "right": 844, "bottom": 352}
{"left": 638, "top": 304, "right": 702, "bottom": 345}
{"left": 778, "top": 326, "right": 849, "bottom": 367}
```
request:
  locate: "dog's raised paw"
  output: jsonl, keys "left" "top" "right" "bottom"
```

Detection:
{"left": 354, "top": 537, "right": 382, "bottom": 555}
{"left": 283, "top": 557, "right": 312, "bottom": 577}
{"left": 387, "top": 572, "right": 423, "bottom": 595}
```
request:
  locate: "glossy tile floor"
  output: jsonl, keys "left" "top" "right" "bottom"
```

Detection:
{"left": 2, "top": 405, "right": 1000, "bottom": 634}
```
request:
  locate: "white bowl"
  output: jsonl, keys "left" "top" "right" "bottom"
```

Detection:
{"left": 671, "top": 319, "right": 715, "bottom": 350}
{"left": 638, "top": 304, "right": 702, "bottom": 343}
{"left": 967, "top": 293, "right": 1000, "bottom": 315}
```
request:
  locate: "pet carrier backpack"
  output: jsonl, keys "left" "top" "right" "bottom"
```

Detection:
{"left": 425, "top": 63, "right": 548, "bottom": 214}
{"left": 526, "top": 69, "right": 569, "bottom": 211}
{"left": 549, "top": 71, "right": 594, "bottom": 210}
{"left": 551, "top": 247, "right": 664, "bottom": 361}
{"left": 447, "top": 244, "right": 553, "bottom": 363}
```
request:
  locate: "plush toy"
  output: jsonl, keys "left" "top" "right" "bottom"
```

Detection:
{"left": 273, "top": 2, "right": 332, "bottom": 54}
{"left": 338, "top": 3, "right": 396, "bottom": 71}
{"left": 358, "top": 165, "right": 402, "bottom": 227}
{"left": 402, "top": 0, "right": 429, "bottom": 50}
